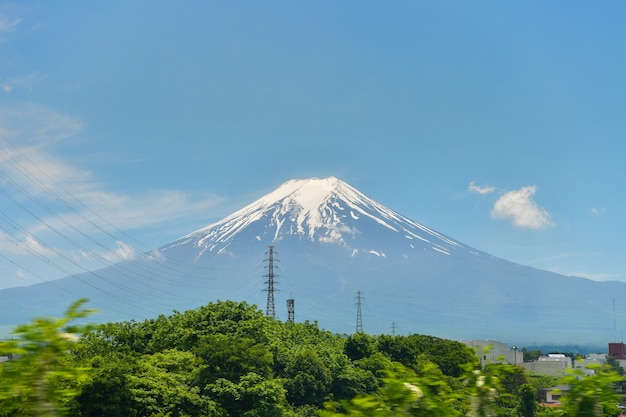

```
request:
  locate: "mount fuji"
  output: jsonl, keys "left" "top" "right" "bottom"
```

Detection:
{"left": 1, "top": 177, "right": 623, "bottom": 347}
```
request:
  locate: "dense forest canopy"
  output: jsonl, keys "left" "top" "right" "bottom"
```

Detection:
{"left": 0, "top": 299, "right": 623, "bottom": 417}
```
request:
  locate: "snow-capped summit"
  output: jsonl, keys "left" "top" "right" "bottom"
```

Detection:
{"left": 167, "top": 177, "right": 464, "bottom": 259}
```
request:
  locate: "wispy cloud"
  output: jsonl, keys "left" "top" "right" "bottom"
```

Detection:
{"left": 0, "top": 103, "right": 82, "bottom": 144}
{"left": 0, "top": 104, "right": 225, "bottom": 269}
{"left": 2, "top": 72, "right": 48, "bottom": 94}
{"left": 0, "top": 230, "right": 54, "bottom": 257}
{"left": 0, "top": 15, "right": 21, "bottom": 44}
{"left": 468, "top": 181, "right": 495, "bottom": 195}
{"left": 0, "top": 15, "right": 21, "bottom": 33}
{"left": 102, "top": 241, "right": 137, "bottom": 262}
{"left": 491, "top": 186, "right": 553, "bottom": 229}
{"left": 591, "top": 207, "right": 605, "bottom": 216}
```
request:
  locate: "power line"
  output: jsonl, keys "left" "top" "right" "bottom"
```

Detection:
{"left": 0, "top": 136, "right": 228, "bottom": 313}
{"left": 0, "top": 138, "right": 216, "bottom": 279}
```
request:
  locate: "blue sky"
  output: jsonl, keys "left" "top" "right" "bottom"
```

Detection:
{"left": 0, "top": 1, "right": 625, "bottom": 290}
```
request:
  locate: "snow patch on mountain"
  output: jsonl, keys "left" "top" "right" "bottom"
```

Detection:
{"left": 432, "top": 247, "right": 450, "bottom": 255}
{"left": 165, "top": 177, "right": 468, "bottom": 259}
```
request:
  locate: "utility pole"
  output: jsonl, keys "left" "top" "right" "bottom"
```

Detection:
{"left": 355, "top": 290, "right": 363, "bottom": 333}
{"left": 263, "top": 246, "right": 279, "bottom": 319}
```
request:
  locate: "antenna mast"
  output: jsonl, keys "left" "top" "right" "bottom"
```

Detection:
{"left": 355, "top": 290, "right": 364, "bottom": 333}
{"left": 287, "top": 296, "right": 295, "bottom": 323}
{"left": 614, "top": 299, "right": 618, "bottom": 342}
{"left": 263, "top": 246, "right": 279, "bottom": 319}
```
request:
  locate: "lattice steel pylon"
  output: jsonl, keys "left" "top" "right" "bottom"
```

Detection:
{"left": 263, "top": 246, "right": 279, "bottom": 319}
{"left": 355, "top": 290, "right": 363, "bottom": 333}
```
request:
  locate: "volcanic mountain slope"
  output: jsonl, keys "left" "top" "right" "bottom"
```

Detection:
{"left": 164, "top": 176, "right": 465, "bottom": 260}
{"left": 1, "top": 177, "right": 623, "bottom": 347}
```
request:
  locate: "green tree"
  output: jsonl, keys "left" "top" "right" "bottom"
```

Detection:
{"left": 210, "top": 372, "right": 287, "bottom": 417}
{"left": 377, "top": 334, "right": 474, "bottom": 377}
{"left": 0, "top": 299, "right": 94, "bottom": 417}
{"left": 127, "top": 350, "right": 214, "bottom": 417}
{"left": 71, "top": 355, "right": 138, "bottom": 417}
{"left": 464, "top": 366, "right": 499, "bottom": 417}
{"left": 496, "top": 365, "right": 529, "bottom": 396}
{"left": 522, "top": 348, "right": 542, "bottom": 363}
{"left": 331, "top": 365, "right": 379, "bottom": 400}
{"left": 194, "top": 333, "right": 273, "bottom": 385}
{"left": 559, "top": 364, "right": 622, "bottom": 417}
{"left": 321, "top": 363, "right": 463, "bottom": 417}
{"left": 344, "top": 333, "right": 376, "bottom": 361}
{"left": 606, "top": 356, "right": 625, "bottom": 375}
{"left": 355, "top": 352, "right": 395, "bottom": 382}
{"left": 536, "top": 405, "right": 564, "bottom": 417}
{"left": 264, "top": 320, "right": 346, "bottom": 380}
{"left": 284, "top": 349, "right": 332, "bottom": 406}
{"left": 518, "top": 383, "right": 538, "bottom": 417}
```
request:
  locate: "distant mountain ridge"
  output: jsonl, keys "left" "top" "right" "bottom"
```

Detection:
{"left": 0, "top": 177, "right": 621, "bottom": 349}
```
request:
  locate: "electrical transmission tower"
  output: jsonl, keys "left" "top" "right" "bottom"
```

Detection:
{"left": 263, "top": 246, "right": 279, "bottom": 319}
{"left": 391, "top": 322, "right": 397, "bottom": 336}
{"left": 355, "top": 290, "right": 363, "bottom": 333}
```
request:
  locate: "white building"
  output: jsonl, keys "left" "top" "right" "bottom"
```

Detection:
{"left": 520, "top": 354, "right": 573, "bottom": 376}
{"left": 462, "top": 340, "right": 523, "bottom": 366}
{"left": 574, "top": 354, "right": 607, "bottom": 376}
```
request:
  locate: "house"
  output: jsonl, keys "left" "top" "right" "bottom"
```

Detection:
{"left": 544, "top": 385, "right": 570, "bottom": 405}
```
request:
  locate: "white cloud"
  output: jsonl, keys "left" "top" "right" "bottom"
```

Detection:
{"left": 0, "top": 15, "right": 21, "bottom": 45}
{"left": 0, "top": 16, "right": 21, "bottom": 33}
{"left": 102, "top": 241, "right": 137, "bottom": 262}
{"left": 0, "top": 103, "right": 82, "bottom": 144}
{"left": 491, "top": 186, "right": 553, "bottom": 229}
{"left": 468, "top": 181, "right": 496, "bottom": 195}
{"left": 591, "top": 207, "right": 605, "bottom": 215}
{"left": 0, "top": 104, "right": 225, "bottom": 282}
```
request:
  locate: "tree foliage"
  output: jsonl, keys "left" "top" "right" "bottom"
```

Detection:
{"left": 518, "top": 383, "right": 538, "bottom": 417}
{"left": 0, "top": 299, "right": 94, "bottom": 416}
{"left": 559, "top": 364, "right": 622, "bottom": 417}
{"left": 377, "top": 334, "right": 475, "bottom": 377}
{"left": 3, "top": 299, "right": 625, "bottom": 417}
{"left": 210, "top": 372, "right": 287, "bottom": 417}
